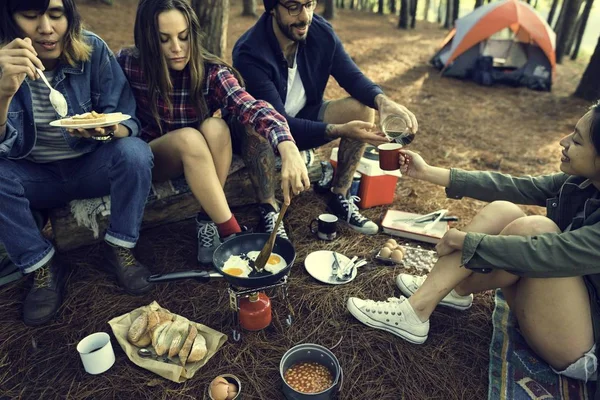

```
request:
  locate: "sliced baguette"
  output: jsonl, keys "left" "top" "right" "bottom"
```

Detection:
{"left": 155, "top": 320, "right": 181, "bottom": 356}
{"left": 168, "top": 320, "right": 190, "bottom": 358}
{"left": 179, "top": 324, "right": 198, "bottom": 366}
{"left": 187, "top": 332, "right": 207, "bottom": 363}
{"left": 151, "top": 321, "right": 171, "bottom": 349}
{"left": 132, "top": 332, "right": 152, "bottom": 347}
{"left": 127, "top": 312, "right": 148, "bottom": 343}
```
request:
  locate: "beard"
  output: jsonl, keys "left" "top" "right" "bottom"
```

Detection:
{"left": 275, "top": 12, "right": 311, "bottom": 43}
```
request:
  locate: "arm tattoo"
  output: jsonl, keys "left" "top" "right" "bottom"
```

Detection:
{"left": 325, "top": 124, "right": 338, "bottom": 139}
{"left": 240, "top": 127, "right": 277, "bottom": 203}
{"left": 333, "top": 137, "right": 366, "bottom": 193}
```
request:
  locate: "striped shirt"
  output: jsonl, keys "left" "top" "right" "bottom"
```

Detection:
{"left": 27, "top": 70, "right": 85, "bottom": 163}
{"left": 116, "top": 48, "right": 294, "bottom": 151}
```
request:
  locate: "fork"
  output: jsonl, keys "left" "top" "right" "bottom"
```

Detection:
{"left": 35, "top": 67, "right": 68, "bottom": 118}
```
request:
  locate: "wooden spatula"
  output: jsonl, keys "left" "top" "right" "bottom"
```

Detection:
{"left": 253, "top": 202, "right": 289, "bottom": 272}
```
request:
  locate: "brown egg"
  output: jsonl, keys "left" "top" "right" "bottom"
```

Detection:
{"left": 391, "top": 249, "right": 404, "bottom": 262}
{"left": 383, "top": 242, "right": 397, "bottom": 250}
{"left": 226, "top": 383, "right": 239, "bottom": 400}
{"left": 209, "top": 376, "right": 230, "bottom": 400}
{"left": 385, "top": 238, "right": 398, "bottom": 248}
{"left": 379, "top": 247, "right": 392, "bottom": 258}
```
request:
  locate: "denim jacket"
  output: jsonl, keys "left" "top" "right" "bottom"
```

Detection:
{"left": 0, "top": 31, "right": 140, "bottom": 159}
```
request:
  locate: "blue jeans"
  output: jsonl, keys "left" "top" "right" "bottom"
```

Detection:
{"left": 0, "top": 137, "right": 153, "bottom": 273}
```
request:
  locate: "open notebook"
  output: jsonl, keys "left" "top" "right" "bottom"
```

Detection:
{"left": 381, "top": 209, "right": 450, "bottom": 244}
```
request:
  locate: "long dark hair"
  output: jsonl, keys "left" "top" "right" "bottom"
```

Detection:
{"left": 589, "top": 101, "right": 600, "bottom": 155}
{"left": 0, "top": 0, "right": 91, "bottom": 66}
{"left": 134, "top": 0, "right": 244, "bottom": 132}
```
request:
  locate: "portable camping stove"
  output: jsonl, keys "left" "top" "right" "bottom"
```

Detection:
{"left": 228, "top": 275, "right": 293, "bottom": 341}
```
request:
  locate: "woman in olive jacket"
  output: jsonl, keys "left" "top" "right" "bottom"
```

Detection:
{"left": 348, "top": 102, "right": 600, "bottom": 389}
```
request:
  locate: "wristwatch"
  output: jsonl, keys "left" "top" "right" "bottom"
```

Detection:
{"left": 92, "top": 130, "right": 114, "bottom": 141}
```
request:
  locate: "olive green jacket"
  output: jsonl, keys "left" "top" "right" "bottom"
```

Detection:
{"left": 447, "top": 169, "right": 600, "bottom": 392}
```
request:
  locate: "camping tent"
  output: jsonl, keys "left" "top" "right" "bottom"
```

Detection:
{"left": 431, "top": 0, "right": 556, "bottom": 91}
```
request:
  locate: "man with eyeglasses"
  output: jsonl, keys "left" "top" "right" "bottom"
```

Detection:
{"left": 229, "top": 0, "right": 418, "bottom": 238}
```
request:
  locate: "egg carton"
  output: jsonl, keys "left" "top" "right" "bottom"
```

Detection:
{"left": 374, "top": 246, "right": 437, "bottom": 273}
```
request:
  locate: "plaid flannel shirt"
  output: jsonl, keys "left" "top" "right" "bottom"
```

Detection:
{"left": 116, "top": 49, "right": 294, "bottom": 151}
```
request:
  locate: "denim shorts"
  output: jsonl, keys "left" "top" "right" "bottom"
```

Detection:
{"left": 552, "top": 344, "right": 597, "bottom": 382}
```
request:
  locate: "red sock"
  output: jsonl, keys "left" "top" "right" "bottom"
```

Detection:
{"left": 216, "top": 215, "right": 241, "bottom": 238}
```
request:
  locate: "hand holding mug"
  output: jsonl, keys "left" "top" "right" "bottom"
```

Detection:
{"left": 398, "top": 149, "right": 429, "bottom": 179}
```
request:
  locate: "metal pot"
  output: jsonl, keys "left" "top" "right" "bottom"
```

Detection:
{"left": 280, "top": 343, "right": 343, "bottom": 400}
{"left": 147, "top": 233, "right": 296, "bottom": 288}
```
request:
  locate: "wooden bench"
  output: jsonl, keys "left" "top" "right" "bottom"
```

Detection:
{"left": 48, "top": 154, "right": 325, "bottom": 251}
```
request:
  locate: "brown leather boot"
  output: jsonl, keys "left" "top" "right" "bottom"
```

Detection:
{"left": 103, "top": 242, "right": 152, "bottom": 295}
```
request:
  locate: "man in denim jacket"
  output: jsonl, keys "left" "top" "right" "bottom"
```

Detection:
{"left": 0, "top": 0, "right": 154, "bottom": 325}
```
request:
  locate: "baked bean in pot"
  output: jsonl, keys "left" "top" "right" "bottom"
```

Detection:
{"left": 284, "top": 361, "right": 334, "bottom": 394}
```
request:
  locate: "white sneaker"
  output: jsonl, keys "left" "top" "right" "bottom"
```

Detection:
{"left": 395, "top": 274, "right": 473, "bottom": 311}
{"left": 346, "top": 296, "right": 429, "bottom": 344}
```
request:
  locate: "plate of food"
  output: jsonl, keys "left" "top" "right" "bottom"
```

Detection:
{"left": 304, "top": 250, "right": 357, "bottom": 285}
{"left": 50, "top": 111, "right": 131, "bottom": 129}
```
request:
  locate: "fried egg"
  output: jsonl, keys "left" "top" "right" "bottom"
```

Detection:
{"left": 222, "top": 255, "right": 252, "bottom": 277}
{"left": 246, "top": 251, "right": 287, "bottom": 274}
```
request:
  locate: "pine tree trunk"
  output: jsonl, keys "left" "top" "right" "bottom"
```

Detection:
{"left": 574, "top": 35, "right": 600, "bottom": 101}
{"left": 571, "top": 0, "right": 594, "bottom": 60}
{"left": 423, "top": 0, "right": 431, "bottom": 20}
{"left": 378, "top": 0, "right": 385, "bottom": 13}
{"left": 350, "top": 0, "right": 355, "bottom": 9}
{"left": 452, "top": 0, "right": 459, "bottom": 22}
{"left": 390, "top": 0, "right": 397, "bottom": 13}
{"left": 241, "top": 0, "right": 257, "bottom": 17}
{"left": 547, "top": 0, "right": 560, "bottom": 24}
{"left": 324, "top": 0, "right": 336, "bottom": 19}
{"left": 437, "top": 0, "right": 443, "bottom": 23}
{"left": 399, "top": 0, "right": 410, "bottom": 28}
{"left": 410, "top": 0, "right": 418, "bottom": 27}
{"left": 191, "top": 0, "right": 229, "bottom": 58}
{"left": 566, "top": 14, "right": 582, "bottom": 54}
{"left": 444, "top": 0, "right": 454, "bottom": 28}
{"left": 555, "top": 0, "right": 582, "bottom": 63}
{"left": 474, "top": 0, "right": 484, "bottom": 9}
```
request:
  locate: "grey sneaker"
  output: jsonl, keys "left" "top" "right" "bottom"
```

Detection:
{"left": 327, "top": 193, "right": 378, "bottom": 235}
{"left": 258, "top": 203, "right": 289, "bottom": 240}
{"left": 347, "top": 296, "right": 429, "bottom": 344}
{"left": 197, "top": 218, "right": 221, "bottom": 265}
{"left": 395, "top": 273, "right": 473, "bottom": 310}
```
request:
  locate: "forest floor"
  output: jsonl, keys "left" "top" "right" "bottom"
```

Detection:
{"left": 0, "top": 0, "right": 593, "bottom": 399}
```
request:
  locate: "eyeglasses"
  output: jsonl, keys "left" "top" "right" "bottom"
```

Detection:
{"left": 278, "top": 1, "right": 317, "bottom": 16}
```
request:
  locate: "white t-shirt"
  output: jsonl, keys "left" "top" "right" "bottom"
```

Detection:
{"left": 284, "top": 48, "right": 307, "bottom": 118}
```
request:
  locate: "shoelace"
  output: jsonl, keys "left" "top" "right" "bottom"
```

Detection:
{"left": 198, "top": 222, "right": 218, "bottom": 248}
{"left": 265, "top": 211, "right": 287, "bottom": 237}
{"left": 34, "top": 265, "right": 52, "bottom": 288}
{"left": 340, "top": 195, "right": 368, "bottom": 224}
{"left": 116, "top": 247, "right": 137, "bottom": 268}
{"left": 364, "top": 296, "right": 407, "bottom": 315}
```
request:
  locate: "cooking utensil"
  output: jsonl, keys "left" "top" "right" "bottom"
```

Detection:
{"left": 35, "top": 67, "right": 68, "bottom": 118}
{"left": 336, "top": 256, "right": 358, "bottom": 281}
{"left": 253, "top": 203, "right": 289, "bottom": 273}
{"left": 147, "top": 233, "right": 296, "bottom": 288}
{"left": 331, "top": 252, "right": 342, "bottom": 279}
{"left": 137, "top": 347, "right": 172, "bottom": 363}
{"left": 422, "top": 210, "right": 448, "bottom": 233}
{"left": 393, "top": 209, "right": 449, "bottom": 226}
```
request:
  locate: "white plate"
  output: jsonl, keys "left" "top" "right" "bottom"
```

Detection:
{"left": 50, "top": 113, "right": 131, "bottom": 129}
{"left": 304, "top": 250, "right": 358, "bottom": 285}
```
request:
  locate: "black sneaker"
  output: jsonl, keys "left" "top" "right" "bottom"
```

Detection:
{"left": 23, "top": 256, "right": 67, "bottom": 326}
{"left": 103, "top": 242, "right": 152, "bottom": 295}
{"left": 196, "top": 217, "right": 221, "bottom": 265}
{"left": 327, "top": 193, "right": 379, "bottom": 235}
{"left": 258, "top": 203, "right": 289, "bottom": 240}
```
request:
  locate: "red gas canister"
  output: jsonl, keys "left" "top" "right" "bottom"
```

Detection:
{"left": 239, "top": 292, "right": 272, "bottom": 331}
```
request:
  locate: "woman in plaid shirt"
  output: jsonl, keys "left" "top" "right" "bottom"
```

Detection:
{"left": 117, "top": 0, "right": 310, "bottom": 264}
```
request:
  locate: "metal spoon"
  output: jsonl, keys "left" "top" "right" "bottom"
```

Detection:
{"left": 137, "top": 347, "right": 172, "bottom": 363}
{"left": 35, "top": 67, "right": 68, "bottom": 118}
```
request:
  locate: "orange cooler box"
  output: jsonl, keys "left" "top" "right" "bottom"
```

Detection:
{"left": 330, "top": 147, "right": 400, "bottom": 209}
